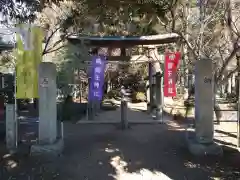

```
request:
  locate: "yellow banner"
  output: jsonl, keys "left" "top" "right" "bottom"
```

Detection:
{"left": 16, "top": 25, "right": 43, "bottom": 99}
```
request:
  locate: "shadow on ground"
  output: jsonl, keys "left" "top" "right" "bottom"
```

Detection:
{"left": 163, "top": 110, "right": 194, "bottom": 126}
{"left": 0, "top": 101, "right": 239, "bottom": 180}
{"left": 0, "top": 119, "right": 240, "bottom": 180}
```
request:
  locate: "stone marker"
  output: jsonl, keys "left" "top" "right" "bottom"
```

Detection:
{"left": 6, "top": 104, "right": 17, "bottom": 153}
{"left": 38, "top": 62, "right": 57, "bottom": 143}
{"left": 195, "top": 58, "right": 214, "bottom": 143}
{"left": 120, "top": 86, "right": 129, "bottom": 129}
{"left": 188, "top": 58, "right": 222, "bottom": 156}
{"left": 155, "top": 72, "right": 163, "bottom": 122}
{"left": 148, "top": 62, "right": 153, "bottom": 111}
{"left": 87, "top": 100, "right": 94, "bottom": 120}
{"left": 121, "top": 101, "right": 128, "bottom": 129}
{"left": 31, "top": 62, "right": 63, "bottom": 156}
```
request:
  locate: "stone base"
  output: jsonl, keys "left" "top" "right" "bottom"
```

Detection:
{"left": 30, "top": 139, "right": 64, "bottom": 157}
{"left": 187, "top": 138, "right": 223, "bottom": 156}
{"left": 8, "top": 148, "right": 18, "bottom": 155}
{"left": 115, "top": 123, "right": 131, "bottom": 130}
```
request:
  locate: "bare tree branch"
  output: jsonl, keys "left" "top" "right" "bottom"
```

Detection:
{"left": 218, "top": 66, "right": 239, "bottom": 85}
{"left": 173, "top": 30, "right": 198, "bottom": 59}
{"left": 43, "top": 32, "right": 76, "bottom": 55}
{"left": 43, "top": 45, "right": 65, "bottom": 55}
{"left": 43, "top": 26, "right": 61, "bottom": 54}
{"left": 217, "top": 43, "right": 240, "bottom": 82}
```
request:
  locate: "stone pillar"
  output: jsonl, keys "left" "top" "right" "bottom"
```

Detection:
{"left": 6, "top": 104, "right": 17, "bottom": 153}
{"left": 31, "top": 62, "right": 63, "bottom": 156}
{"left": 87, "top": 77, "right": 94, "bottom": 120}
{"left": 155, "top": 72, "right": 163, "bottom": 122}
{"left": 88, "top": 102, "right": 94, "bottom": 120}
{"left": 120, "top": 48, "right": 128, "bottom": 128}
{"left": 121, "top": 101, "right": 128, "bottom": 129}
{"left": 148, "top": 62, "right": 153, "bottom": 111}
{"left": 188, "top": 58, "right": 222, "bottom": 156}
{"left": 195, "top": 58, "right": 214, "bottom": 143}
{"left": 38, "top": 62, "right": 57, "bottom": 144}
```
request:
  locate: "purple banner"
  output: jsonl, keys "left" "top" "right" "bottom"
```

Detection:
{"left": 88, "top": 55, "right": 106, "bottom": 101}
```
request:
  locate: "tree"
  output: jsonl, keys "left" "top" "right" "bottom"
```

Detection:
{"left": 35, "top": 3, "right": 77, "bottom": 56}
{"left": 0, "top": 0, "right": 62, "bottom": 22}
{"left": 0, "top": 0, "right": 180, "bottom": 100}
{"left": 0, "top": 36, "right": 14, "bottom": 72}
{"left": 1, "top": 0, "right": 178, "bottom": 56}
{"left": 170, "top": 0, "right": 240, "bottom": 87}
{"left": 155, "top": 0, "right": 240, "bottom": 120}
{"left": 60, "top": 0, "right": 176, "bottom": 36}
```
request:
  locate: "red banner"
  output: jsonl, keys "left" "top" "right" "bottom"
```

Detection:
{"left": 164, "top": 52, "right": 181, "bottom": 97}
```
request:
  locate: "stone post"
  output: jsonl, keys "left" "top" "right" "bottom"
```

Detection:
{"left": 6, "top": 104, "right": 17, "bottom": 153}
{"left": 195, "top": 58, "right": 214, "bottom": 143}
{"left": 38, "top": 62, "right": 57, "bottom": 144}
{"left": 120, "top": 48, "right": 128, "bottom": 129}
{"left": 88, "top": 101, "right": 94, "bottom": 120}
{"left": 188, "top": 58, "right": 222, "bottom": 156}
{"left": 31, "top": 62, "right": 63, "bottom": 155}
{"left": 155, "top": 72, "right": 163, "bottom": 122}
{"left": 121, "top": 100, "right": 128, "bottom": 129}
{"left": 148, "top": 62, "right": 153, "bottom": 111}
{"left": 87, "top": 77, "right": 94, "bottom": 120}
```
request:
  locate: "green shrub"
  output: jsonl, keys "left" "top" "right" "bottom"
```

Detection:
{"left": 106, "top": 90, "right": 121, "bottom": 99}
{"left": 132, "top": 91, "right": 146, "bottom": 102}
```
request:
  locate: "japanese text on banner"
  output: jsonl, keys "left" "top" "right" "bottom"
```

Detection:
{"left": 89, "top": 56, "right": 106, "bottom": 101}
{"left": 163, "top": 52, "right": 181, "bottom": 97}
{"left": 16, "top": 25, "right": 43, "bottom": 99}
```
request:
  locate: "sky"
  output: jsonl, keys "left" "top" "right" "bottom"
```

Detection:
{"left": 0, "top": 0, "right": 29, "bottom": 43}
{"left": 0, "top": 12, "right": 15, "bottom": 43}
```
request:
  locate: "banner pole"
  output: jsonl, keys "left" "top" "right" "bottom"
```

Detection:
{"left": 13, "top": 25, "right": 18, "bottom": 148}
{"left": 14, "top": 25, "right": 18, "bottom": 147}
{"left": 13, "top": 24, "right": 18, "bottom": 149}
{"left": 14, "top": 68, "right": 18, "bottom": 148}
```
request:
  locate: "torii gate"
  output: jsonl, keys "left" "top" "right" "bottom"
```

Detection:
{"left": 67, "top": 33, "right": 180, "bottom": 127}
{"left": 68, "top": 34, "right": 225, "bottom": 156}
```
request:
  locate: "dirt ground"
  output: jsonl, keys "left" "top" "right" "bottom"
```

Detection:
{"left": 0, "top": 106, "right": 240, "bottom": 180}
